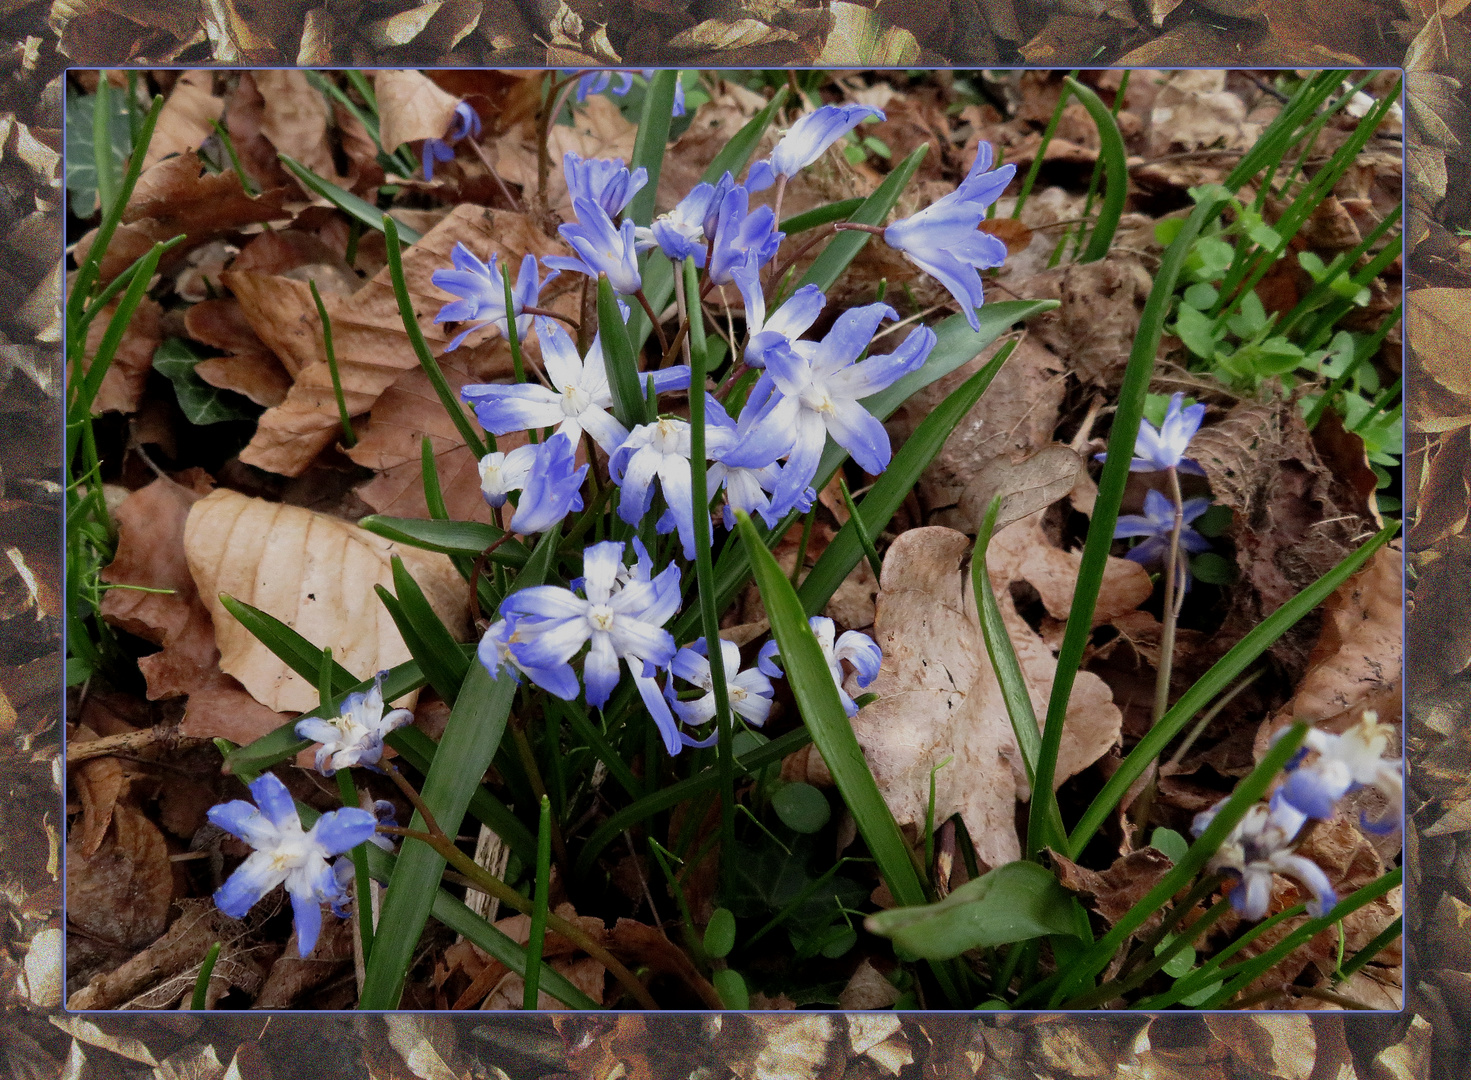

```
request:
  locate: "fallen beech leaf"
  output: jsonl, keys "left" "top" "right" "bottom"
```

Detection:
{"left": 1051, "top": 847, "right": 1174, "bottom": 929}
{"left": 100, "top": 474, "right": 220, "bottom": 701}
{"left": 1410, "top": 288, "right": 1471, "bottom": 397}
{"left": 235, "top": 205, "right": 564, "bottom": 476}
{"left": 254, "top": 70, "right": 350, "bottom": 189}
{"left": 183, "top": 488, "right": 470, "bottom": 712}
{"left": 66, "top": 803, "right": 173, "bottom": 949}
{"left": 666, "top": 18, "right": 800, "bottom": 52}
{"left": 376, "top": 69, "right": 464, "bottom": 155}
{"left": 71, "top": 756, "right": 125, "bottom": 858}
{"left": 83, "top": 295, "right": 160, "bottom": 415}
{"left": 18, "top": 926, "right": 62, "bottom": 1007}
{"left": 978, "top": 216, "right": 1035, "bottom": 255}
{"left": 48, "top": 1016, "right": 159, "bottom": 1064}
{"left": 819, "top": 3, "right": 920, "bottom": 64}
{"left": 497, "top": 95, "right": 637, "bottom": 222}
{"left": 143, "top": 70, "right": 223, "bottom": 172}
{"left": 255, "top": 916, "right": 354, "bottom": 1008}
{"left": 958, "top": 445, "right": 1084, "bottom": 535}
{"left": 994, "top": 512, "right": 1153, "bottom": 626}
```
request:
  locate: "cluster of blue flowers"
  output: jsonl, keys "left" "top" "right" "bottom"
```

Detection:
{"left": 1193, "top": 711, "right": 1401, "bottom": 921}
{"left": 1107, "top": 392, "right": 1213, "bottom": 573}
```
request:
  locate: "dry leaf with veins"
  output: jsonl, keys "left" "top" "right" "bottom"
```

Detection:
{"left": 142, "top": 70, "right": 223, "bottom": 172}
{"left": 184, "top": 488, "right": 470, "bottom": 712}
{"left": 375, "top": 69, "right": 465, "bottom": 154}
{"left": 794, "top": 524, "right": 1127, "bottom": 869}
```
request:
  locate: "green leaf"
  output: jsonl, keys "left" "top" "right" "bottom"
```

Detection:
{"left": 598, "top": 276, "right": 647, "bottom": 429}
{"left": 1189, "top": 552, "right": 1236, "bottom": 586}
{"left": 1193, "top": 504, "right": 1232, "bottom": 537}
{"left": 1062, "top": 78, "right": 1128, "bottom": 263}
{"left": 1174, "top": 304, "right": 1222, "bottom": 360}
{"left": 626, "top": 70, "right": 678, "bottom": 226}
{"left": 704, "top": 908, "right": 737, "bottom": 959}
{"left": 796, "top": 143, "right": 928, "bottom": 295}
{"left": 866, "top": 861, "right": 1079, "bottom": 960}
{"left": 280, "top": 155, "right": 422, "bottom": 242}
{"left": 772, "top": 782, "right": 831, "bottom": 834}
{"left": 1149, "top": 827, "right": 1189, "bottom": 864}
{"left": 356, "top": 515, "right": 530, "bottom": 566}
{"left": 152, "top": 339, "right": 257, "bottom": 425}
{"left": 780, "top": 197, "right": 866, "bottom": 235}
{"left": 713, "top": 968, "right": 749, "bottom": 1009}
{"left": 735, "top": 511, "right": 928, "bottom": 914}
{"left": 65, "top": 90, "right": 132, "bottom": 217}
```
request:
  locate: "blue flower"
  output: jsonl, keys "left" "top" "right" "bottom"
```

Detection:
{"left": 294, "top": 671, "right": 414, "bottom": 776}
{"left": 561, "top": 151, "right": 647, "bottom": 218}
{"left": 461, "top": 317, "right": 690, "bottom": 456}
{"left": 1277, "top": 711, "right": 1402, "bottom": 835}
{"left": 704, "top": 393, "right": 800, "bottom": 527}
{"left": 708, "top": 184, "right": 783, "bottom": 287}
{"left": 420, "top": 102, "right": 483, "bottom": 180}
{"left": 738, "top": 280, "right": 826, "bottom": 371}
{"left": 508, "top": 433, "right": 588, "bottom": 534}
{"left": 1113, "top": 489, "right": 1213, "bottom": 567}
{"left": 747, "top": 104, "right": 885, "bottom": 191}
{"left": 433, "top": 249, "right": 553, "bottom": 352}
{"left": 882, "top": 141, "right": 1014, "bottom": 331}
{"left": 207, "top": 773, "right": 377, "bottom": 956}
{"left": 577, "top": 71, "right": 635, "bottom": 102}
{"left": 497, "top": 541, "right": 684, "bottom": 750}
{"left": 667, "top": 637, "right": 775, "bottom": 737}
{"left": 476, "top": 443, "right": 538, "bottom": 508}
{"left": 1102, "top": 392, "right": 1208, "bottom": 475}
{"left": 610, "top": 416, "right": 715, "bottom": 560}
{"left": 636, "top": 181, "right": 720, "bottom": 266}
{"left": 544, "top": 197, "right": 643, "bottom": 295}
{"left": 1193, "top": 791, "right": 1337, "bottom": 921}
{"left": 367, "top": 799, "right": 399, "bottom": 853}
{"left": 723, "top": 304, "right": 936, "bottom": 512}
{"left": 758, "top": 616, "right": 881, "bottom": 718}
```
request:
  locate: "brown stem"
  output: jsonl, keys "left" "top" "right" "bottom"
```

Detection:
{"left": 832, "top": 222, "right": 886, "bottom": 236}
{"left": 468, "top": 531, "right": 517, "bottom": 628}
{"left": 635, "top": 288, "right": 670, "bottom": 354}
{"left": 715, "top": 361, "right": 748, "bottom": 398}
{"left": 466, "top": 137, "right": 523, "bottom": 213}
{"left": 766, "top": 224, "right": 838, "bottom": 294}
{"left": 658, "top": 319, "right": 690, "bottom": 370}
{"left": 522, "top": 305, "right": 579, "bottom": 329}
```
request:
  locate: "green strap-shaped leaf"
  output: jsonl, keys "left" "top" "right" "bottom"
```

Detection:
{"left": 1062, "top": 77, "right": 1128, "bottom": 264}
{"left": 357, "top": 515, "right": 530, "bottom": 566}
{"left": 358, "top": 524, "right": 560, "bottom": 1008}
{"left": 281, "top": 155, "right": 422, "bottom": 243}
{"left": 598, "top": 275, "right": 647, "bottom": 429}
{"left": 626, "top": 70, "right": 678, "bottom": 227}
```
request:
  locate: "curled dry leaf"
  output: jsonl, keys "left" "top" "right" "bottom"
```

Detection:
{"left": 235, "top": 205, "right": 564, "bottom": 476}
{"left": 1050, "top": 847, "right": 1174, "bottom": 930}
{"left": 65, "top": 803, "right": 173, "bottom": 950}
{"left": 957, "top": 445, "right": 1084, "bottom": 537}
{"left": 803, "top": 525, "right": 1123, "bottom": 869}
{"left": 183, "top": 487, "right": 470, "bottom": 713}
{"left": 186, "top": 300, "right": 293, "bottom": 408}
{"left": 375, "top": 69, "right": 464, "bottom": 156}
{"left": 123, "top": 150, "right": 291, "bottom": 237}
{"left": 71, "top": 755, "right": 125, "bottom": 858}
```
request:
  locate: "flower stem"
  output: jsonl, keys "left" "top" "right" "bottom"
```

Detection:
{"left": 635, "top": 287, "right": 669, "bottom": 354}
{"left": 1154, "top": 466, "right": 1186, "bottom": 725}
{"left": 790, "top": 505, "right": 817, "bottom": 588}
{"left": 336, "top": 767, "right": 375, "bottom": 966}
{"left": 676, "top": 257, "right": 737, "bottom": 880}
{"left": 524, "top": 795, "right": 552, "bottom": 1009}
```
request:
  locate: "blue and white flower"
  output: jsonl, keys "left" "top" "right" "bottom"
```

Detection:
{"left": 724, "top": 304, "right": 936, "bottom": 510}
{"left": 207, "top": 773, "right": 377, "bottom": 956}
{"left": 508, "top": 433, "right": 588, "bottom": 534}
{"left": 747, "top": 104, "right": 885, "bottom": 191}
{"left": 636, "top": 181, "right": 721, "bottom": 266}
{"left": 462, "top": 317, "right": 690, "bottom": 456}
{"left": 668, "top": 637, "right": 775, "bottom": 734}
{"left": 497, "top": 541, "right": 685, "bottom": 750}
{"left": 759, "top": 616, "right": 882, "bottom": 718}
{"left": 610, "top": 416, "right": 701, "bottom": 557}
{"left": 1114, "top": 488, "right": 1213, "bottom": 567}
{"left": 1278, "top": 711, "right": 1402, "bottom": 835}
{"left": 544, "top": 197, "right": 643, "bottom": 295}
{"left": 294, "top": 671, "right": 414, "bottom": 776}
{"left": 577, "top": 71, "right": 635, "bottom": 102}
{"left": 561, "top": 151, "right": 647, "bottom": 219}
{"left": 1102, "top": 392, "right": 1208, "bottom": 475}
{"left": 421, "top": 101, "right": 482, "bottom": 180}
{"left": 476, "top": 443, "right": 538, "bottom": 508}
{"left": 882, "top": 141, "right": 1014, "bottom": 331}
{"left": 433, "top": 249, "right": 553, "bottom": 352}
{"left": 705, "top": 393, "right": 804, "bottom": 527}
{"left": 708, "top": 184, "right": 783, "bottom": 287}
{"left": 738, "top": 280, "right": 826, "bottom": 371}
{"left": 1193, "top": 790, "right": 1338, "bottom": 921}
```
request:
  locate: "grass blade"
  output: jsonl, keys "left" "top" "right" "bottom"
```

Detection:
{"left": 1066, "top": 522, "right": 1397, "bottom": 858}
{"left": 357, "top": 515, "right": 529, "bottom": 565}
{"left": 1061, "top": 77, "right": 1127, "bottom": 263}
{"left": 523, "top": 795, "right": 553, "bottom": 1009}
{"left": 971, "top": 496, "right": 1067, "bottom": 854}
{"left": 281, "top": 155, "right": 422, "bottom": 243}
{"left": 796, "top": 143, "right": 927, "bottom": 294}
{"left": 1030, "top": 187, "right": 1233, "bottom": 859}
{"left": 781, "top": 198, "right": 865, "bottom": 235}
{"left": 627, "top": 70, "right": 678, "bottom": 227}
{"left": 216, "top": 594, "right": 358, "bottom": 691}
{"left": 390, "top": 555, "right": 471, "bottom": 689}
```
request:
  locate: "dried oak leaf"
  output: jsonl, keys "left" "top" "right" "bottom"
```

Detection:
{"left": 122, "top": 150, "right": 291, "bottom": 237}
{"left": 183, "top": 487, "right": 470, "bottom": 713}
{"left": 66, "top": 803, "right": 173, "bottom": 950}
{"left": 1409, "top": 288, "right": 1471, "bottom": 398}
{"left": 1050, "top": 847, "right": 1174, "bottom": 930}
{"left": 99, "top": 473, "right": 220, "bottom": 701}
{"left": 1202, "top": 1015, "right": 1315, "bottom": 1080}
{"left": 234, "top": 206, "right": 563, "bottom": 477}
{"left": 800, "top": 525, "right": 1122, "bottom": 869}
{"left": 375, "top": 69, "right": 464, "bottom": 155}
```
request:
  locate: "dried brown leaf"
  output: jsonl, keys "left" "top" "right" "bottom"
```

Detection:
{"left": 65, "top": 803, "right": 173, "bottom": 949}
{"left": 376, "top": 70, "right": 464, "bottom": 154}
{"left": 183, "top": 488, "right": 470, "bottom": 712}
{"left": 71, "top": 756, "right": 124, "bottom": 858}
{"left": 82, "top": 296, "right": 160, "bottom": 415}
{"left": 143, "top": 70, "right": 223, "bottom": 172}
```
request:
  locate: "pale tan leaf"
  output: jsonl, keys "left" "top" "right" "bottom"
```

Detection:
{"left": 143, "top": 70, "right": 223, "bottom": 172}
{"left": 957, "top": 445, "right": 1083, "bottom": 535}
{"left": 17, "top": 927, "right": 61, "bottom": 1008}
{"left": 183, "top": 488, "right": 471, "bottom": 712}
{"left": 255, "top": 70, "right": 348, "bottom": 188}
{"left": 666, "top": 17, "right": 799, "bottom": 51}
{"left": 384, "top": 1016, "right": 462, "bottom": 1080}
{"left": 376, "top": 69, "right": 464, "bottom": 154}
{"left": 817, "top": 2, "right": 920, "bottom": 65}
{"left": 496, "top": 95, "right": 637, "bottom": 222}
{"left": 48, "top": 1017, "right": 159, "bottom": 1065}
{"left": 1409, "top": 288, "right": 1471, "bottom": 397}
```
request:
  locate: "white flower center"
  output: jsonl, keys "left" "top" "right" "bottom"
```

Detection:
{"left": 800, "top": 383, "right": 836, "bottom": 414}
{"left": 588, "top": 604, "right": 616, "bottom": 632}
{"left": 562, "top": 384, "right": 592, "bottom": 416}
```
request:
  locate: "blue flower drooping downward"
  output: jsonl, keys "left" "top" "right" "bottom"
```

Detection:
{"left": 421, "top": 101, "right": 483, "bottom": 180}
{"left": 207, "top": 772, "right": 377, "bottom": 956}
{"left": 746, "top": 104, "right": 885, "bottom": 191}
{"left": 882, "top": 141, "right": 1015, "bottom": 331}
{"left": 1193, "top": 790, "right": 1338, "bottom": 921}
{"left": 508, "top": 433, "right": 588, "bottom": 535}
{"left": 432, "top": 248, "right": 554, "bottom": 352}
{"left": 1113, "top": 488, "right": 1213, "bottom": 567}
{"left": 1277, "top": 711, "right": 1402, "bottom": 834}
{"left": 758, "top": 616, "right": 881, "bottom": 718}
{"left": 561, "top": 151, "right": 647, "bottom": 218}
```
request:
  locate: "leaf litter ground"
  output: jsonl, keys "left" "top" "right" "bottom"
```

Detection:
{"left": 65, "top": 68, "right": 1402, "bottom": 1011}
